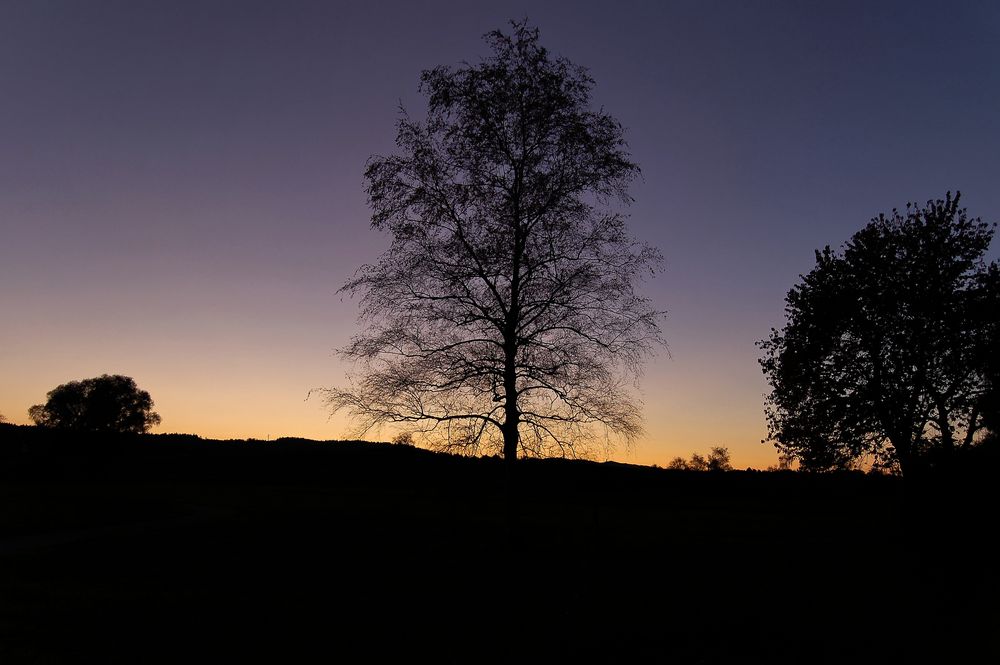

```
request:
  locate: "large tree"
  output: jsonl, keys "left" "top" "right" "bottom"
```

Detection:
{"left": 29, "top": 374, "right": 161, "bottom": 434}
{"left": 759, "top": 193, "right": 998, "bottom": 475}
{"left": 325, "top": 22, "right": 664, "bottom": 461}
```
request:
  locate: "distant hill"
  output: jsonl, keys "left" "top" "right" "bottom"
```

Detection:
{"left": 0, "top": 421, "right": 905, "bottom": 501}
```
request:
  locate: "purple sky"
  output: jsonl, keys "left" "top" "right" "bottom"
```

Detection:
{"left": 2, "top": 1, "right": 998, "bottom": 467}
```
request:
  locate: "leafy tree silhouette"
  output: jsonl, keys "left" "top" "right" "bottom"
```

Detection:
{"left": 759, "top": 193, "right": 998, "bottom": 475}
{"left": 324, "top": 21, "right": 664, "bottom": 461}
{"left": 391, "top": 431, "right": 416, "bottom": 447}
{"left": 706, "top": 446, "right": 732, "bottom": 471}
{"left": 29, "top": 374, "right": 161, "bottom": 434}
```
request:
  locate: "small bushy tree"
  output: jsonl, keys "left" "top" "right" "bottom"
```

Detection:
{"left": 706, "top": 446, "right": 732, "bottom": 471}
{"left": 391, "top": 431, "right": 416, "bottom": 446}
{"left": 29, "top": 374, "right": 161, "bottom": 434}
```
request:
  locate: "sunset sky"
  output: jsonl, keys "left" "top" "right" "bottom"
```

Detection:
{"left": 2, "top": 0, "right": 998, "bottom": 468}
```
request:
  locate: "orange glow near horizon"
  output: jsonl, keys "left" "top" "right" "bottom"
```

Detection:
{"left": 4, "top": 2, "right": 995, "bottom": 476}
{"left": 0, "top": 264, "right": 782, "bottom": 469}
{"left": 0, "top": 329, "right": 780, "bottom": 470}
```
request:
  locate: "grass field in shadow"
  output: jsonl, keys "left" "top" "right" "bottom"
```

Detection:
{"left": 0, "top": 425, "right": 994, "bottom": 663}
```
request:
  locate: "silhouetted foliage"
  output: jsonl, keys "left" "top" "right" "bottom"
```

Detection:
{"left": 28, "top": 374, "right": 161, "bottom": 434}
{"left": 759, "top": 193, "right": 998, "bottom": 475}
{"left": 666, "top": 446, "right": 732, "bottom": 471}
{"left": 666, "top": 456, "right": 688, "bottom": 470}
{"left": 324, "top": 21, "right": 664, "bottom": 461}
{"left": 391, "top": 431, "right": 416, "bottom": 446}
{"left": 981, "top": 266, "right": 1000, "bottom": 442}
{"left": 764, "top": 452, "right": 797, "bottom": 472}
{"left": 688, "top": 452, "right": 708, "bottom": 471}
{"left": 706, "top": 445, "right": 732, "bottom": 471}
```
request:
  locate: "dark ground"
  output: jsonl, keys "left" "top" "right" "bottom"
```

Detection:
{"left": 0, "top": 424, "right": 995, "bottom": 663}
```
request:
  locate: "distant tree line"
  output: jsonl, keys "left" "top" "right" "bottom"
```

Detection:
{"left": 666, "top": 446, "right": 733, "bottom": 471}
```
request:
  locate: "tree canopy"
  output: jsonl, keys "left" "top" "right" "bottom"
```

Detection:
{"left": 325, "top": 21, "right": 664, "bottom": 461}
{"left": 759, "top": 193, "right": 998, "bottom": 474}
{"left": 29, "top": 374, "right": 162, "bottom": 434}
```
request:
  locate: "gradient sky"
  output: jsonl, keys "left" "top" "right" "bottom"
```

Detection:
{"left": 2, "top": 0, "right": 998, "bottom": 468}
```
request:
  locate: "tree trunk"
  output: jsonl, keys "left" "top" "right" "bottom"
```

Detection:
{"left": 502, "top": 203, "right": 523, "bottom": 463}
{"left": 895, "top": 445, "right": 913, "bottom": 477}
{"left": 502, "top": 418, "right": 518, "bottom": 462}
{"left": 891, "top": 432, "right": 919, "bottom": 478}
{"left": 502, "top": 345, "right": 519, "bottom": 462}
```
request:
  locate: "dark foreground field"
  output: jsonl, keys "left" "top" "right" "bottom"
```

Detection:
{"left": 0, "top": 425, "right": 995, "bottom": 663}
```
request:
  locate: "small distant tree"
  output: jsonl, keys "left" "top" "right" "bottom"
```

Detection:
{"left": 391, "top": 431, "right": 416, "bottom": 446}
{"left": 29, "top": 374, "right": 161, "bottom": 434}
{"left": 706, "top": 446, "right": 732, "bottom": 471}
{"left": 666, "top": 456, "right": 689, "bottom": 470}
{"left": 688, "top": 453, "right": 709, "bottom": 471}
{"left": 759, "top": 193, "right": 998, "bottom": 475}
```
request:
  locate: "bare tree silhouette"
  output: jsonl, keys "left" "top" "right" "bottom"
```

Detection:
{"left": 324, "top": 21, "right": 665, "bottom": 461}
